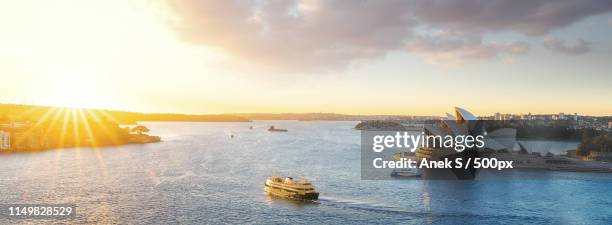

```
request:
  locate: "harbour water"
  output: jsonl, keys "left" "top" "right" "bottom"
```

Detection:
{"left": 1, "top": 121, "right": 612, "bottom": 224}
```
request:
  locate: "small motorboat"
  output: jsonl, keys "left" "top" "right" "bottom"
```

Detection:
{"left": 390, "top": 168, "right": 421, "bottom": 178}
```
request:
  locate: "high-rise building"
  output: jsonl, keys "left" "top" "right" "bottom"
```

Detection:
{"left": 494, "top": 112, "right": 501, "bottom": 120}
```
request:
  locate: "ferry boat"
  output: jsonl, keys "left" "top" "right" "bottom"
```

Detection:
{"left": 264, "top": 176, "right": 319, "bottom": 201}
{"left": 268, "top": 126, "right": 288, "bottom": 132}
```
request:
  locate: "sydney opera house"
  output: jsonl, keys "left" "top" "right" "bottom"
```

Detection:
{"left": 406, "top": 107, "right": 612, "bottom": 180}
{"left": 409, "top": 107, "right": 510, "bottom": 179}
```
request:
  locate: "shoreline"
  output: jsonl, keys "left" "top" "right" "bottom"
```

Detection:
{"left": 0, "top": 134, "right": 161, "bottom": 155}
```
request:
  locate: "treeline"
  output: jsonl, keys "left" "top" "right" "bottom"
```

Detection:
{"left": 103, "top": 111, "right": 251, "bottom": 124}
{"left": 577, "top": 130, "right": 612, "bottom": 156}
{"left": 354, "top": 120, "right": 407, "bottom": 131}
{"left": 232, "top": 113, "right": 420, "bottom": 121}
{"left": 0, "top": 103, "right": 250, "bottom": 124}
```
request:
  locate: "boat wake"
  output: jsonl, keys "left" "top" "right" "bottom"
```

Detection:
{"left": 317, "top": 195, "right": 549, "bottom": 223}
{"left": 317, "top": 196, "right": 403, "bottom": 213}
{"left": 154, "top": 170, "right": 195, "bottom": 187}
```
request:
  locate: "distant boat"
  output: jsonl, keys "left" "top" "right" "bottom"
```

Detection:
{"left": 249, "top": 126, "right": 254, "bottom": 130}
{"left": 268, "top": 126, "right": 288, "bottom": 132}
{"left": 390, "top": 169, "right": 421, "bottom": 178}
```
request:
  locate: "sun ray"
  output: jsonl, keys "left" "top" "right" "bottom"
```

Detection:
{"left": 8, "top": 107, "right": 55, "bottom": 150}
{"left": 43, "top": 108, "right": 65, "bottom": 142}
{"left": 42, "top": 107, "right": 65, "bottom": 145}
{"left": 96, "top": 110, "right": 123, "bottom": 125}
{"left": 83, "top": 109, "right": 121, "bottom": 145}
{"left": 16, "top": 108, "right": 65, "bottom": 198}
{"left": 84, "top": 109, "right": 135, "bottom": 163}
{"left": 78, "top": 109, "right": 108, "bottom": 176}
{"left": 58, "top": 108, "right": 71, "bottom": 148}
{"left": 77, "top": 109, "right": 99, "bottom": 148}
{"left": 26, "top": 107, "right": 58, "bottom": 132}
{"left": 71, "top": 109, "right": 81, "bottom": 149}
{"left": 14, "top": 105, "right": 46, "bottom": 121}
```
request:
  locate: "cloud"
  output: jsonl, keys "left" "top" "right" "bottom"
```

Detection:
{"left": 165, "top": 0, "right": 611, "bottom": 70}
{"left": 408, "top": 32, "right": 529, "bottom": 66}
{"left": 543, "top": 37, "right": 591, "bottom": 55}
{"left": 411, "top": 0, "right": 612, "bottom": 35}
{"left": 166, "top": 0, "right": 416, "bottom": 71}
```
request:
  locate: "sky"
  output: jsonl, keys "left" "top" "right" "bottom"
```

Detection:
{"left": 1, "top": 0, "right": 611, "bottom": 116}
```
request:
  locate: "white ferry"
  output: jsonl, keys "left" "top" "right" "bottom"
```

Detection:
{"left": 264, "top": 176, "right": 319, "bottom": 201}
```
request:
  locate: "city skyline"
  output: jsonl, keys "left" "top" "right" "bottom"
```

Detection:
{"left": 1, "top": 1, "right": 612, "bottom": 116}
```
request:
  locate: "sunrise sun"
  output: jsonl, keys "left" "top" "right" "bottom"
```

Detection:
{"left": 44, "top": 75, "right": 107, "bottom": 109}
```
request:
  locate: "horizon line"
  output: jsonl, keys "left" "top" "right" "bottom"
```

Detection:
{"left": 1, "top": 102, "right": 611, "bottom": 118}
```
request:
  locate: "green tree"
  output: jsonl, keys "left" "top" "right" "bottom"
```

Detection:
{"left": 131, "top": 125, "right": 150, "bottom": 135}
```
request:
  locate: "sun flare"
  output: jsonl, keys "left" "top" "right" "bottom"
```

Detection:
{"left": 44, "top": 76, "right": 106, "bottom": 109}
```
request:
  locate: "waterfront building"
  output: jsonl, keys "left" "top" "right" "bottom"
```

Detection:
{"left": 0, "top": 121, "right": 29, "bottom": 129}
{"left": 587, "top": 152, "right": 612, "bottom": 162}
{"left": 0, "top": 121, "right": 46, "bottom": 151}
{"left": 0, "top": 130, "right": 10, "bottom": 150}
{"left": 10, "top": 130, "right": 45, "bottom": 151}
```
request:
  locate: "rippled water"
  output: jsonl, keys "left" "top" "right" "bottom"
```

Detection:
{"left": 1, "top": 121, "right": 612, "bottom": 224}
